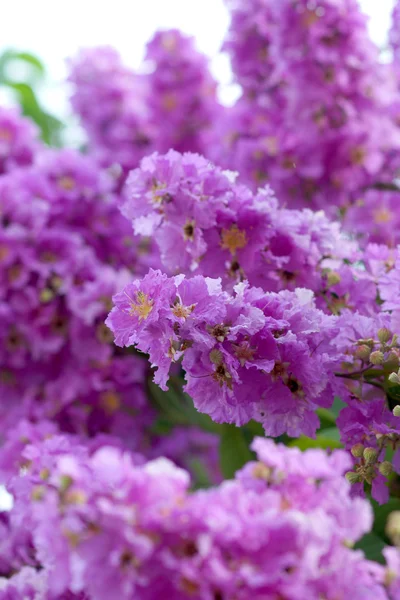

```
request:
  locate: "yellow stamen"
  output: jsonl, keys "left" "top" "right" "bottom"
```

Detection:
{"left": 373, "top": 208, "right": 392, "bottom": 224}
{"left": 100, "top": 391, "right": 121, "bottom": 414}
{"left": 129, "top": 291, "right": 154, "bottom": 321}
{"left": 58, "top": 176, "right": 75, "bottom": 191}
{"left": 220, "top": 224, "right": 247, "bottom": 255}
{"left": 350, "top": 146, "right": 366, "bottom": 166}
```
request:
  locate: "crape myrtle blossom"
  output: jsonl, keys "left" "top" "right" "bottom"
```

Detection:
{"left": 220, "top": 0, "right": 400, "bottom": 212}
{"left": 107, "top": 269, "right": 343, "bottom": 437}
{"left": 122, "top": 150, "right": 358, "bottom": 296}
{"left": 390, "top": 0, "right": 400, "bottom": 69}
{"left": 0, "top": 107, "right": 40, "bottom": 175}
{"left": 68, "top": 32, "right": 221, "bottom": 177}
{"left": 0, "top": 436, "right": 392, "bottom": 600}
{"left": 144, "top": 30, "right": 222, "bottom": 156}
{"left": 343, "top": 188, "right": 400, "bottom": 247}
{"left": 68, "top": 47, "right": 154, "bottom": 175}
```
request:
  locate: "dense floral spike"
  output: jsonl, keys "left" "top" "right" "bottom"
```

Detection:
{"left": 343, "top": 188, "right": 400, "bottom": 246}
{"left": 0, "top": 107, "right": 40, "bottom": 175}
{"left": 122, "top": 150, "right": 355, "bottom": 294}
{"left": 68, "top": 47, "right": 154, "bottom": 174}
{"left": 1, "top": 435, "right": 391, "bottom": 600}
{"left": 145, "top": 29, "right": 222, "bottom": 155}
{"left": 390, "top": 0, "right": 400, "bottom": 68}
{"left": 107, "top": 269, "right": 342, "bottom": 437}
{"left": 220, "top": 0, "right": 400, "bottom": 212}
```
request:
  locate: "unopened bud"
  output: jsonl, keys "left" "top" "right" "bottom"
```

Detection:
{"left": 386, "top": 511, "right": 400, "bottom": 546}
{"left": 390, "top": 333, "right": 399, "bottom": 348}
{"left": 326, "top": 271, "right": 341, "bottom": 286}
{"left": 393, "top": 405, "right": 400, "bottom": 417}
{"left": 389, "top": 371, "right": 400, "bottom": 385}
{"left": 345, "top": 471, "right": 362, "bottom": 484}
{"left": 351, "top": 443, "right": 364, "bottom": 458}
{"left": 377, "top": 328, "right": 392, "bottom": 344}
{"left": 379, "top": 461, "right": 393, "bottom": 477}
{"left": 355, "top": 345, "right": 371, "bottom": 361}
{"left": 385, "top": 351, "right": 399, "bottom": 370}
{"left": 363, "top": 447, "right": 378, "bottom": 464}
{"left": 370, "top": 351, "right": 384, "bottom": 365}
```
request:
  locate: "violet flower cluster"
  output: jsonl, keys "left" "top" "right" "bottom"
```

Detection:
{"left": 1, "top": 436, "right": 396, "bottom": 600}
{"left": 0, "top": 3, "right": 399, "bottom": 597}
{"left": 219, "top": 0, "right": 400, "bottom": 216}
{"left": 68, "top": 30, "right": 221, "bottom": 179}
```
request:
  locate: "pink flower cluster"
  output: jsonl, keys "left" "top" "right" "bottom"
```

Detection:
{"left": 219, "top": 0, "right": 400, "bottom": 214}
{"left": 68, "top": 30, "right": 221, "bottom": 179}
{"left": 107, "top": 268, "right": 341, "bottom": 437}
{"left": 1, "top": 436, "right": 395, "bottom": 600}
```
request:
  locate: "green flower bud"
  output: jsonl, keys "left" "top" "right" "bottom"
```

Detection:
{"left": 345, "top": 471, "right": 363, "bottom": 484}
{"left": 351, "top": 443, "right": 364, "bottom": 458}
{"left": 354, "top": 345, "right": 371, "bottom": 361}
{"left": 385, "top": 351, "right": 399, "bottom": 370}
{"left": 386, "top": 511, "right": 400, "bottom": 546}
{"left": 393, "top": 405, "right": 400, "bottom": 417}
{"left": 370, "top": 351, "right": 384, "bottom": 365}
{"left": 363, "top": 447, "right": 378, "bottom": 464}
{"left": 389, "top": 371, "right": 400, "bottom": 385}
{"left": 379, "top": 461, "right": 393, "bottom": 477}
{"left": 377, "top": 328, "right": 392, "bottom": 344}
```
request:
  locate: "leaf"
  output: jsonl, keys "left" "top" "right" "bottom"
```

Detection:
{"left": 354, "top": 532, "right": 386, "bottom": 564}
{"left": 331, "top": 396, "right": 346, "bottom": 418}
{"left": 371, "top": 497, "right": 400, "bottom": 539}
{"left": 288, "top": 429, "right": 342, "bottom": 450}
{"left": 0, "top": 49, "right": 45, "bottom": 85}
{"left": 316, "top": 407, "right": 337, "bottom": 429}
{"left": 4, "top": 81, "right": 63, "bottom": 145}
{"left": 219, "top": 424, "right": 254, "bottom": 479}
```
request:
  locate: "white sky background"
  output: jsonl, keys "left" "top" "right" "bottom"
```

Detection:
{"left": 0, "top": 0, "right": 397, "bottom": 126}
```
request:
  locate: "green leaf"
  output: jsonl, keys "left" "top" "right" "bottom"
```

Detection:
{"left": 288, "top": 430, "right": 342, "bottom": 450}
{"left": 4, "top": 81, "right": 63, "bottom": 145}
{"left": 316, "top": 407, "right": 337, "bottom": 429}
{"left": 331, "top": 396, "right": 346, "bottom": 418}
{"left": 219, "top": 424, "right": 254, "bottom": 479}
{"left": 355, "top": 532, "right": 386, "bottom": 564}
{"left": 371, "top": 497, "right": 400, "bottom": 539}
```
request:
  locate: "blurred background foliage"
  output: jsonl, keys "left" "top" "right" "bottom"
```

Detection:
{"left": 0, "top": 49, "right": 63, "bottom": 145}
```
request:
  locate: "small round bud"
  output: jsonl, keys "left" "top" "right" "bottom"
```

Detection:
{"left": 386, "top": 511, "right": 400, "bottom": 546}
{"left": 389, "top": 371, "right": 400, "bottom": 384}
{"left": 351, "top": 443, "right": 364, "bottom": 458}
{"left": 363, "top": 447, "right": 378, "bottom": 464}
{"left": 385, "top": 351, "right": 399, "bottom": 370}
{"left": 345, "top": 471, "right": 362, "bottom": 484}
{"left": 393, "top": 405, "right": 400, "bottom": 417}
{"left": 354, "top": 345, "right": 371, "bottom": 361}
{"left": 326, "top": 271, "right": 341, "bottom": 286}
{"left": 379, "top": 461, "right": 393, "bottom": 477}
{"left": 370, "top": 351, "right": 384, "bottom": 365}
{"left": 377, "top": 328, "right": 392, "bottom": 344}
